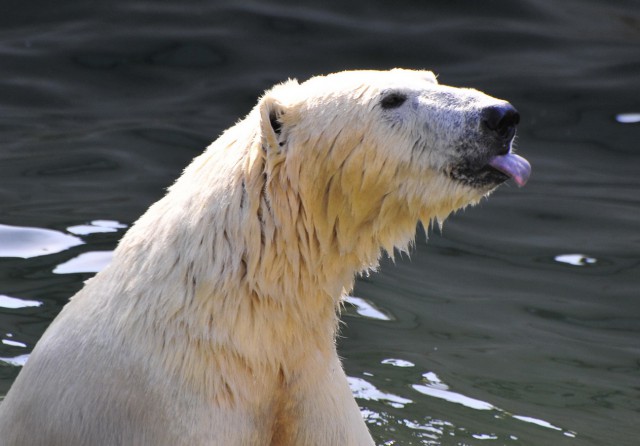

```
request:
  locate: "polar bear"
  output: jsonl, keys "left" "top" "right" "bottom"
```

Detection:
{"left": 0, "top": 69, "right": 530, "bottom": 445}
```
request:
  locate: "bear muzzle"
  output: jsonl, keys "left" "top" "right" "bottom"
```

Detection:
{"left": 482, "top": 103, "right": 530, "bottom": 187}
{"left": 448, "top": 103, "right": 531, "bottom": 189}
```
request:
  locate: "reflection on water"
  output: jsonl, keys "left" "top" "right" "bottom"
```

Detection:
{"left": 66, "top": 220, "right": 127, "bottom": 236}
{"left": 0, "top": 224, "right": 83, "bottom": 259}
{"left": 348, "top": 376, "right": 414, "bottom": 409}
{"left": 554, "top": 253, "right": 597, "bottom": 266}
{"left": 413, "top": 373, "right": 495, "bottom": 412}
{"left": 381, "top": 358, "right": 415, "bottom": 368}
{"left": 0, "top": 295, "right": 42, "bottom": 310}
{"left": 0, "top": 355, "right": 29, "bottom": 368}
{"left": 1, "top": 336, "right": 27, "bottom": 349}
{"left": 53, "top": 251, "right": 113, "bottom": 274}
{"left": 344, "top": 295, "right": 393, "bottom": 321}
{"left": 615, "top": 113, "right": 640, "bottom": 124}
{"left": 0, "top": 228, "right": 582, "bottom": 444}
{"left": 357, "top": 372, "right": 577, "bottom": 445}
{"left": 357, "top": 365, "right": 579, "bottom": 444}
{"left": 0, "top": 221, "right": 129, "bottom": 390}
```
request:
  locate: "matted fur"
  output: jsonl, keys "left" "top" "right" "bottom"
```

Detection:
{"left": 0, "top": 69, "right": 520, "bottom": 445}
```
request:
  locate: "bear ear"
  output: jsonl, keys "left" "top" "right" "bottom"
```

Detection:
{"left": 259, "top": 95, "right": 286, "bottom": 151}
{"left": 258, "top": 79, "right": 298, "bottom": 151}
{"left": 423, "top": 71, "right": 438, "bottom": 84}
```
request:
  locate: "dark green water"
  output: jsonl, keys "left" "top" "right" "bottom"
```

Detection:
{"left": 0, "top": 1, "right": 638, "bottom": 444}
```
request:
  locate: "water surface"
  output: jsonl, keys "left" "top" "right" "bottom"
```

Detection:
{"left": 1, "top": 1, "right": 639, "bottom": 444}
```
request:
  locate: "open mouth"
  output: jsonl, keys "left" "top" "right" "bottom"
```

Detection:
{"left": 449, "top": 152, "right": 531, "bottom": 188}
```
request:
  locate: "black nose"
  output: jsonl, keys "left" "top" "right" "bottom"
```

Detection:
{"left": 482, "top": 104, "right": 520, "bottom": 140}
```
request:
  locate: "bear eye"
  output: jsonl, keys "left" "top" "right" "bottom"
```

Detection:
{"left": 380, "top": 92, "right": 407, "bottom": 109}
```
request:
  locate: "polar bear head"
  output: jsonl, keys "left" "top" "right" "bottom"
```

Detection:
{"left": 253, "top": 69, "right": 529, "bottom": 266}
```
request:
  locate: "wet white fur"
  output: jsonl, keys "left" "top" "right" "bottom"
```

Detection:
{"left": 0, "top": 69, "right": 508, "bottom": 445}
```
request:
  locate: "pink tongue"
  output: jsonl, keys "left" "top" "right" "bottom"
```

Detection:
{"left": 488, "top": 153, "right": 531, "bottom": 187}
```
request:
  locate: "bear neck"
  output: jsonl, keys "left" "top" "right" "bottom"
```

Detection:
{"left": 107, "top": 129, "right": 374, "bottom": 370}
{"left": 111, "top": 123, "right": 444, "bottom": 360}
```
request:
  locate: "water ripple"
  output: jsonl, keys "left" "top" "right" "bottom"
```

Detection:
{"left": 355, "top": 369, "right": 578, "bottom": 444}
